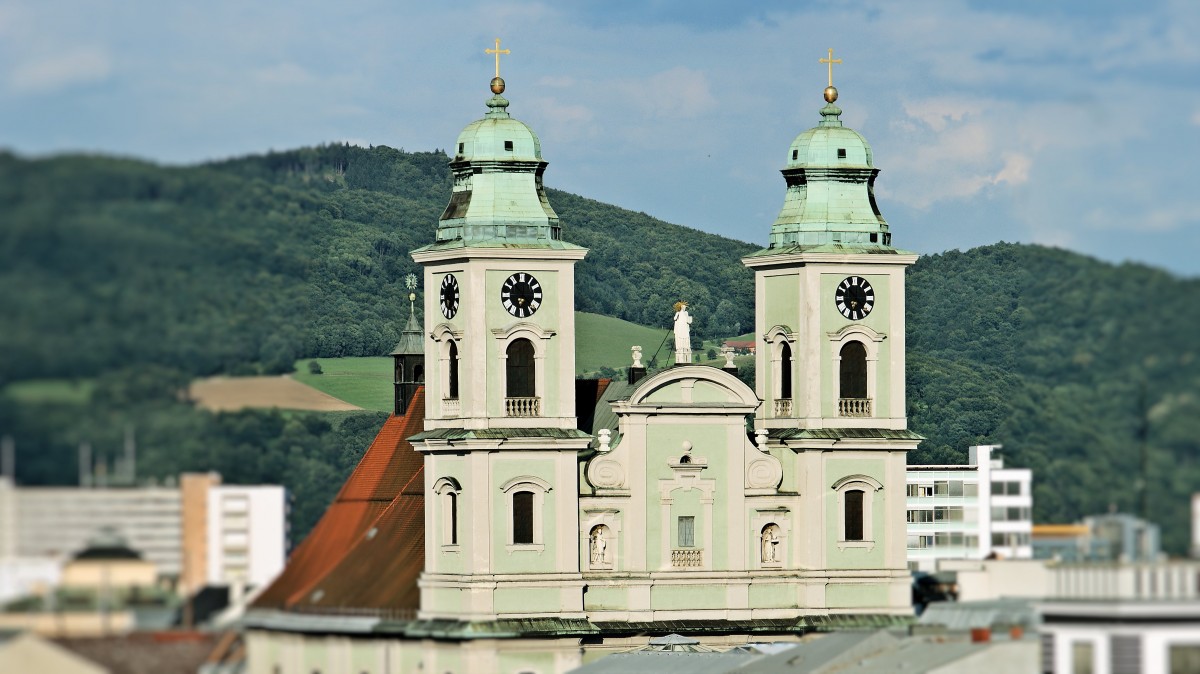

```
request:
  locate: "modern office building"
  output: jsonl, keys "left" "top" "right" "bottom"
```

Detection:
{"left": 906, "top": 445, "right": 1033, "bottom": 571}
{"left": 0, "top": 473, "right": 285, "bottom": 595}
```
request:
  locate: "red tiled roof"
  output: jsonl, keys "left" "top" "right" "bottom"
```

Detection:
{"left": 252, "top": 388, "right": 426, "bottom": 611}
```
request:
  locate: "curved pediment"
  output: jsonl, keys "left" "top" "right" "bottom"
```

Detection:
{"left": 629, "top": 365, "right": 759, "bottom": 408}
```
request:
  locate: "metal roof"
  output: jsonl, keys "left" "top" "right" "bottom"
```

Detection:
{"left": 769, "top": 428, "right": 925, "bottom": 441}
{"left": 409, "top": 427, "right": 592, "bottom": 441}
{"left": 389, "top": 310, "right": 424, "bottom": 356}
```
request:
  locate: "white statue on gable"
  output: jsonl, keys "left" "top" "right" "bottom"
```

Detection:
{"left": 631, "top": 345, "right": 643, "bottom": 368}
{"left": 673, "top": 301, "right": 693, "bottom": 364}
{"left": 721, "top": 345, "right": 736, "bottom": 368}
{"left": 761, "top": 524, "right": 780, "bottom": 563}
{"left": 590, "top": 525, "right": 608, "bottom": 564}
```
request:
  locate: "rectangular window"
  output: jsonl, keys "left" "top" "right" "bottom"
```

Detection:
{"left": 844, "top": 490, "right": 864, "bottom": 541}
{"left": 1007, "top": 481, "right": 1022, "bottom": 496}
{"left": 992, "top": 506, "right": 1007, "bottom": 521}
{"left": 991, "top": 481, "right": 1003, "bottom": 495}
{"left": 504, "top": 140, "right": 514, "bottom": 151}
{"left": 992, "top": 532, "right": 1007, "bottom": 546}
{"left": 935, "top": 532, "right": 950, "bottom": 546}
{"left": 907, "top": 484, "right": 919, "bottom": 497}
{"left": 1170, "top": 644, "right": 1200, "bottom": 674}
{"left": 934, "top": 481, "right": 949, "bottom": 496}
{"left": 449, "top": 492, "right": 458, "bottom": 545}
{"left": 837, "top": 148, "right": 847, "bottom": 158}
{"left": 964, "top": 482, "right": 979, "bottom": 497}
{"left": 948, "top": 507, "right": 964, "bottom": 522}
{"left": 949, "top": 480, "right": 964, "bottom": 497}
{"left": 512, "top": 491, "right": 534, "bottom": 544}
{"left": 965, "top": 535, "right": 978, "bottom": 549}
{"left": 1072, "top": 641, "right": 1094, "bottom": 674}
{"left": 677, "top": 516, "right": 695, "bottom": 548}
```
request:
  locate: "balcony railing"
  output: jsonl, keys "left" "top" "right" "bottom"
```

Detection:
{"left": 671, "top": 549, "right": 702, "bottom": 568}
{"left": 441, "top": 397, "right": 460, "bottom": 417}
{"left": 838, "top": 398, "right": 872, "bottom": 417}
{"left": 505, "top": 397, "right": 541, "bottom": 417}
{"left": 774, "top": 398, "right": 793, "bottom": 417}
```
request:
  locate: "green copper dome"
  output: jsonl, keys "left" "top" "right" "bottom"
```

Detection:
{"left": 787, "top": 103, "right": 873, "bottom": 168}
{"left": 765, "top": 98, "right": 893, "bottom": 251}
{"left": 426, "top": 89, "right": 566, "bottom": 247}
{"left": 453, "top": 94, "right": 544, "bottom": 162}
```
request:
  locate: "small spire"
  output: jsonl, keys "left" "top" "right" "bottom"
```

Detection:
{"left": 816, "top": 48, "right": 842, "bottom": 125}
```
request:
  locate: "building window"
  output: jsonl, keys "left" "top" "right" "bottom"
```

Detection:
{"left": 433, "top": 477, "right": 462, "bottom": 548}
{"left": 839, "top": 341, "right": 867, "bottom": 398}
{"left": 513, "top": 491, "right": 534, "bottom": 544}
{"left": 779, "top": 342, "right": 793, "bottom": 399}
{"left": 1072, "top": 641, "right": 1094, "bottom": 674}
{"left": 678, "top": 516, "right": 695, "bottom": 548}
{"left": 845, "top": 490, "right": 865, "bottom": 540}
{"left": 458, "top": 142, "right": 464, "bottom": 154}
{"left": 448, "top": 492, "right": 458, "bottom": 545}
{"left": 506, "top": 338, "right": 535, "bottom": 398}
{"left": 837, "top": 148, "right": 847, "bottom": 159}
{"left": 1170, "top": 644, "right": 1200, "bottom": 674}
{"left": 504, "top": 140, "right": 514, "bottom": 151}
{"left": 834, "top": 474, "right": 882, "bottom": 548}
{"left": 448, "top": 341, "right": 460, "bottom": 398}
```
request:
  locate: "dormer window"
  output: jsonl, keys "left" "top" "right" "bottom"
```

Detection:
{"left": 504, "top": 140, "right": 514, "bottom": 151}
{"left": 792, "top": 150, "right": 798, "bottom": 160}
{"left": 837, "top": 148, "right": 847, "bottom": 159}
{"left": 458, "top": 142, "right": 464, "bottom": 154}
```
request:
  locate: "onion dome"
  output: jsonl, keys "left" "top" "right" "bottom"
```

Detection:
{"left": 432, "top": 78, "right": 563, "bottom": 246}
{"left": 766, "top": 86, "right": 893, "bottom": 251}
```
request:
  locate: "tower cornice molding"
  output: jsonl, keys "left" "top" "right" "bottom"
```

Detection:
{"left": 412, "top": 245, "right": 588, "bottom": 264}
{"left": 742, "top": 251, "right": 918, "bottom": 269}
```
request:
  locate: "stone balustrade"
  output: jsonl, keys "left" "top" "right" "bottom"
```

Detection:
{"left": 838, "top": 397, "right": 872, "bottom": 417}
{"left": 671, "top": 549, "right": 702, "bottom": 568}
{"left": 505, "top": 397, "right": 541, "bottom": 417}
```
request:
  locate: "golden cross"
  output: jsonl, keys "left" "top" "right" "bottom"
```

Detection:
{"left": 485, "top": 38, "right": 510, "bottom": 79}
{"left": 819, "top": 48, "right": 842, "bottom": 87}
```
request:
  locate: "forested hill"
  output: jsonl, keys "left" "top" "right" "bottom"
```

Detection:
{"left": 0, "top": 145, "right": 755, "bottom": 382}
{"left": 2, "top": 145, "right": 1198, "bottom": 552}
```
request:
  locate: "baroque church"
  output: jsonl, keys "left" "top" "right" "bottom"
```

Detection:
{"left": 245, "top": 48, "right": 923, "bottom": 674}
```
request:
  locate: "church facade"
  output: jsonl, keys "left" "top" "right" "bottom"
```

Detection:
{"left": 246, "top": 54, "right": 921, "bottom": 674}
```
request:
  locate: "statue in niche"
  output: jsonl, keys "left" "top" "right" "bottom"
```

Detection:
{"left": 761, "top": 524, "right": 780, "bottom": 563}
{"left": 590, "top": 525, "right": 608, "bottom": 565}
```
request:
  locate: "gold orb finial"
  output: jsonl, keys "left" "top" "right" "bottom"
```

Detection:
{"left": 490, "top": 76, "right": 505, "bottom": 94}
{"left": 824, "top": 85, "right": 838, "bottom": 103}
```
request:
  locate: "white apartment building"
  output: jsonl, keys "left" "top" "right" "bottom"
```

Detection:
{"left": 206, "top": 485, "right": 286, "bottom": 588}
{"left": 906, "top": 444, "right": 1033, "bottom": 571}
{"left": 0, "top": 474, "right": 286, "bottom": 595}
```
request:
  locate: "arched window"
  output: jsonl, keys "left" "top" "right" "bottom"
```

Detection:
{"left": 448, "top": 342, "right": 459, "bottom": 398}
{"left": 833, "top": 474, "right": 882, "bottom": 548}
{"left": 780, "top": 342, "right": 793, "bottom": 399}
{"left": 840, "top": 341, "right": 867, "bottom": 399}
{"left": 844, "top": 489, "right": 865, "bottom": 541}
{"left": 506, "top": 339, "right": 535, "bottom": 398}
{"left": 413, "top": 363, "right": 424, "bottom": 383}
{"left": 447, "top": 491, "right": 458, "bottom": 545}
{"left": 512, "top": 490, "right": 535, "bottom": 544}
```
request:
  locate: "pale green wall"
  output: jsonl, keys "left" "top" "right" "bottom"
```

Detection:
{"left": 430, "top": 456, "right": 467, "bottom": 574}
{"left": 652, "top": 584, "right": 725, "bottom": 610}
{"left": 492, "top": 457, "right": 557, "bottom": 574}
{"left": 825, "top": 457, "right": 887, "bottom": 569}
{"left": 826, "top": 583, "right": 889, "bottom": 608}
{"left": 495, "top": 587, "right": 560, "bottom": 614}
{"left": 646, "top": 423, "right": 730, "bottom": 569}
{"left": 584, "top": 585, "right": 628, "bottom": 611}
{"left": 749, "top": 583, "right": 796, "bottom": 608}
{"left": 819, "top": 272, "right": 892, "bottom": 417}
{"left": 484, "top": 268, "right": 564, "bottom": 416}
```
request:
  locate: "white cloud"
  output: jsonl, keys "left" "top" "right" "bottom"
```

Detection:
{"left": 9, "top": 47, "right": 112, "bottom": 94}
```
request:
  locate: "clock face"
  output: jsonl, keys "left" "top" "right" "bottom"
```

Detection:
{"left": 501, "top": 272, "right": 542, "bottom": 318}
{"left": 835, "top": 276, "right": 875, "bottom": 321}
{"left": 439, "top": 274, "right": 460, "bottom": 319}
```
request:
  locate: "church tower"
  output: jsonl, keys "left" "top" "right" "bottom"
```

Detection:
{"left": 409, "top": 48, "right": 591, "bottom": 621}
{"left": 741, "top": 54, "right": 920, "bottom": 609}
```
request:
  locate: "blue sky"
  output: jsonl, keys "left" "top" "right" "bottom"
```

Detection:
{"left": 2, "top": 0, "right": 1198, "bottom": 275}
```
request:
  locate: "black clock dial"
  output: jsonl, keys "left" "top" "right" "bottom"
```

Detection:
{"left": 835, "top": 276, "right": 875, "bottom": 321}
{"left": 501, "top": 272, "right": 542, "bottom": 318}
{"left": 439, "top": 274, "right": 460, "bottom": 319}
